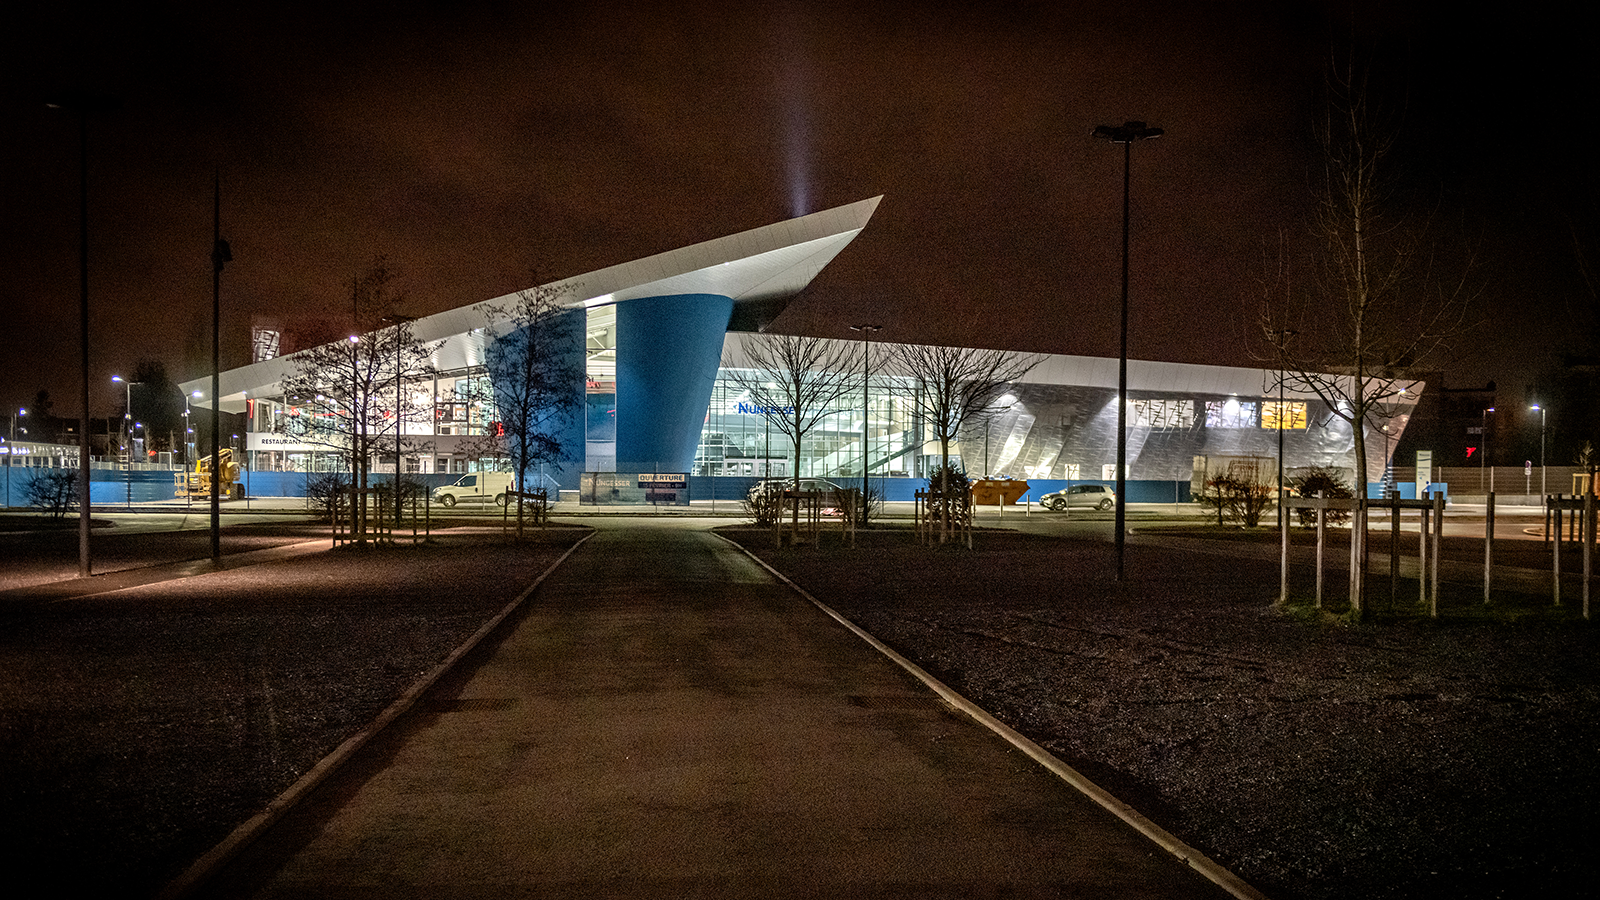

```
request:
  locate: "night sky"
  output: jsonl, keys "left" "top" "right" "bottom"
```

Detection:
{"left": 1, "top": 1, "right": 1593, "bottom": 420}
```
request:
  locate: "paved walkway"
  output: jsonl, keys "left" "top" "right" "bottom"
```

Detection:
{"left": 191, "top": 518, "right": 1241, "bottom": 899}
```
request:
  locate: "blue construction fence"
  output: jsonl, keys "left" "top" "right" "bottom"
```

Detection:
{"left": 689, "top": 477, "right": 1436, "bottom": 505}
{"left": 1, "top": 466, "right": 1436, "bottom": 508}
{"left": 1, "top": 468, "right": 479, "bottom": 508}
{"left": 686, "top": 476, "right": 1193, "bottom": 505}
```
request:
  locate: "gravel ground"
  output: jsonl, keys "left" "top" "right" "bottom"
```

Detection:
{"left": 0, "top": 527, "right": 585, "bottom": 898}
{"left": 726, "top": 525, "right": 1600, "bottom": 900}
{"left": 4, "top": 517, "right": 1594, "bottom": 899}
{"left": 0, "top": 520, "right": 324, "bottom": 591}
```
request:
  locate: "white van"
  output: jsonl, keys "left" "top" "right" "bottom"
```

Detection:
{"left": 433, "top": 472, "right": 515, "bottom": 508}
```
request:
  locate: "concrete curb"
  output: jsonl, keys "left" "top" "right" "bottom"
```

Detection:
{"left": 718, "top": 532, "right": 1271, "bottom": 900}
{"left": 156, "top": 531, "right": 595, "bottom": 900}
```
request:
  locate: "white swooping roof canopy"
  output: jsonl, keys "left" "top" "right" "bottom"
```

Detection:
{"left": 184, "top": 196, "right": 883, "bottom": 413}
{"left": 722, "top": 331, "right": 1425, "bottom": 401}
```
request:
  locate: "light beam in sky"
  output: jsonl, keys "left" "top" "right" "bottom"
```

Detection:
{"left": 775, "top": 5, "right": 813, "bottom": 218}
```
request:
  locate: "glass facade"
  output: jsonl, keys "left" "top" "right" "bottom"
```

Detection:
{"left": 245, "top": 368, "right": 503, "bottom": 475}
{"left": 692, "top": 369, "right": 1382, "bottom": 487}
{"left": 235, "top": 313, "right": 1402, "bottom": 494}
{"left": 694, "top": 370, "right": 919, "bottom": 480}
{"left": 586, "top": 304, "right": 617, "bottom": 472}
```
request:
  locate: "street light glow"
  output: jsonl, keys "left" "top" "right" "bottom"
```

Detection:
{"left": 1093, "top": 118, "right": 1163, "bottom": 584}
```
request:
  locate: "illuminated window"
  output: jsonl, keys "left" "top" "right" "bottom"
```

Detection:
{"left": 1260, "top": 401, "right": 1308, "bottom": 430}
{"left": 1131, "top": 399, "right": 1195, "bottom": 429}
{"left": 1205, "top": 399, "right": 1257, "bottom": 428}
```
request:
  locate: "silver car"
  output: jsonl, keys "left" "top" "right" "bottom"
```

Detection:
{"left": 1039, "top": 484, "right": 1116, "bottom": 511}
{"left": 747, "top": 477, "right": 843, "bottom": 502}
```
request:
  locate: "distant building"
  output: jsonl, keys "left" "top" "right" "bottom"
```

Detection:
{"left": 184, "top": 198, "right": 1421, "bottom": 499}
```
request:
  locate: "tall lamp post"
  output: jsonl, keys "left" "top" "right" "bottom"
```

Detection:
{"left": 210, "top": 173, "right": 232, "bottom": 560}
{"left": 1482, "top": 407, "right": 1494, "bottom": 493}
{"left": 849, "top": 323, "right": 881, "bottom": 526}
{"left": 112, "top": 376, "right": 142, "bottom": 507}
{"left": 1093, "top": 120, "right": 1163, "bottom": 583}
{"left": 4, "top": 408, "right": 20, "bottom": 509}
{"left": 183, "top": 390, "right": 201, "bottom": 509}
{"left": 48, "top": 92, "right": 120, "bottom": 577}
{"left": 1531, "top": 404, "right": 1547, "bottom": 498}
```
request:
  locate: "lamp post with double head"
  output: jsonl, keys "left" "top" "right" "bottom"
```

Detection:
{"left": 1093, "top": 120, "right": 1163, "bottom": 583}
{"left": 112, "top": 376, "right": 142, "bottom": 507}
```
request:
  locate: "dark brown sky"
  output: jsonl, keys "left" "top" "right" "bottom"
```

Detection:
{"left": 1, "top": 1, "right": 1593, "bottom": 417}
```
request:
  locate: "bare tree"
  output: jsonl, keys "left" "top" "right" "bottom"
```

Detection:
{"left": 891, "top": 341, "right": 1042, "bottom": 540}
{"left": 723, "top": 333, "right": 860, "bottom": 538}
{"left": 23, "top": 468, "right": 78, "bottom": 518}
{"left": 1261, "top": 57, "right": 1474, "bottom": 616}
{"left": 480, "top": 278, "right": 584, "bottom": 533}
{"left": 280, "top": 258, "right": 435, "bottom": 540}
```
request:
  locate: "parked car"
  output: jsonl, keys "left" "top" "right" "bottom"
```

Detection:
{"left": 746, "top": 477, "right": 843, "bottom": 501}
{"left": 433, "top": 472, "right": 516, "bottom": 508}
{"left": 1039, "top": 483, "right": 1116, "bottom": 511}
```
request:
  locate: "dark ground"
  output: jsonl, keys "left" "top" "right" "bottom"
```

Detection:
{"left": 0, "top": 519, "right": 318, "bottom": 591}
{"left": 2, "top": 516, "right": 1595, "bottom": 899}
{"left": 0, "top": 524, "right": 586, "bottom": 897}
{"left": 724, "top": 524, "right": 1600, "bottom": 900}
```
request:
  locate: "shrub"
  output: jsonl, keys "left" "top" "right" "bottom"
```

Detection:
{"left": 1197, "top": 472, "right": 1275, "bottom": 527}
{"left": 742, "top": 484, "right": 785, "bottom": 526}
{"left": 925, "top": 464, "right": 973, "bottom": 528}
{"left": 306, "top": 471, "right": 350, "bottom": 524}
{"left": 23, "top": 468, "right": 78, "bottom": 518}
{"left": 1288, "top": 466, "right": 1353, "bottom": 527}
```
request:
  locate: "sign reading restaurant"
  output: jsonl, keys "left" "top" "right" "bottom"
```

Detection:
{"left": 248, "top": 433, "right": 324, "bottom": 453}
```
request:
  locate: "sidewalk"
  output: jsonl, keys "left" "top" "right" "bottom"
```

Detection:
{"left": 188, "top": 518, "right": 1244, "bottom": 899}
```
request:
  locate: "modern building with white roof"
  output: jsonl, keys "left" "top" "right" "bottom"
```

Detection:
{"left": 183, "top": 196, "right": 1420, "bottom": 502}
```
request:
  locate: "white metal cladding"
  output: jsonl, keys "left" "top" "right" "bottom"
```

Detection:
{"left": 722, "top": 332, "right": 1401, "bottom": 404}
{"left": 184, "top": 196, "right": 883, "bottom": 412}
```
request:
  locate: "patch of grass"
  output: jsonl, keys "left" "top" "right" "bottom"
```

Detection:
{"left": 1275, "top": 599, "right": 1352, "bottom": 627}
{"left": 0, "top": 515, "right": 112, "bottom": 532}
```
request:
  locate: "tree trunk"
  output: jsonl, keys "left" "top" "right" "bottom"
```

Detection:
{"left": 939, "top": 435, "right": 952, "bottom": 544}
{"left": 1349, "top": 374, "right": 1368, "bottom": 618}
{"left": 791, "top": 430, "right": 803, "bottom": 543}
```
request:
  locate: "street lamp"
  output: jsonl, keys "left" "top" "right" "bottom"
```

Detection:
{"left": 1093, "top": 119, "right": 1163, "bottom": 583}
{"left": 849, "top": 323, "right": 882, "bottom": 526}
{"left": 210, "top": 172, "right": 233, "bottom": 560}
{"left": 1531, "top": 404, "right": 1547, "bottom": 498}
{"left": 48, "top": 91, "right": 120, "bottom": 577}
{"left": 1482, "top": 407, "right": 1495, "bottom": 493}
{"left": 182, "top": 391, "right": 198, "bottom": 509}
{"left": 112, "top": 376, "right": 143, "bottom": 507}
{"left": 3, "top": 407, "right": 20, "bottom": 510}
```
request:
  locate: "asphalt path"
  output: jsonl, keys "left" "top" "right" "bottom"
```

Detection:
{"left": 189, "top": 518, "right": 1245, "bottom": 899}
